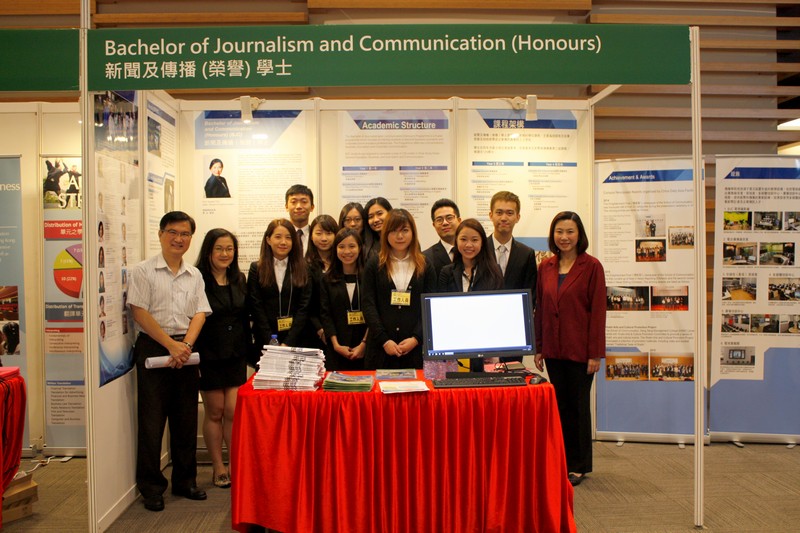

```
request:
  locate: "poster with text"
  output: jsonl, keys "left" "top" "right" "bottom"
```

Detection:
{"left": 595, "top": 158, "right": 697, "bottom": 438}
{"left": 192, "top": 109, "right": 312, "bottom": 268}
{"left": 0, "top": 157, "right": 29, "bottom": 449}
{"left": 42, "top": 156, "right": 86, "bottom": 447}
{"left": 333, "top": 109, "right": 453, "bottom": 249}
{"left": 144, "top": 97, "right": 177, "bottom": 257}
{"left": 97, "top": 151, "right": 140, "bottom": 386}
{"left": 462, "top": 108, "right": 579, "bottom": 253}
{"left": 709, "top": 155, "right": 800, "bottom": 438}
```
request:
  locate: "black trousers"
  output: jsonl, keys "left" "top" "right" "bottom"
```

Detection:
{"left": 545, "top": 358, "right": 595, "bottom": 474}
{"left": 134, "top": 333, "right": 200, "bottom": 498}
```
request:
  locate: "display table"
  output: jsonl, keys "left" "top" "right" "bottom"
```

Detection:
{"left": 231, "top": 373, "right": 576, "bottom": 533}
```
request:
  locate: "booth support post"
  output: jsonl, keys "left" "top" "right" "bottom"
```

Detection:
{"left": 689, "top": 25, "right": 706, "bottom": 530}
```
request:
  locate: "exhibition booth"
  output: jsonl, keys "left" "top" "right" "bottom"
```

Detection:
{"left": 8, "top": 21, "right": 798, "bottom": 531}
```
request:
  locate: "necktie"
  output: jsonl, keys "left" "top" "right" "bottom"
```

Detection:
{"left": 497, "top": 244, "right": 508, "bottom": 275}
{"left": 298, "top": 229, "right": 305, "bottom": 253}
{"left": 449, "top": 248, "right": 455, "bottom": 262}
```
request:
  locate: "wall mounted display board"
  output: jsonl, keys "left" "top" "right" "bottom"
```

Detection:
{"left": 710, "top": 155, "right": 800, "bottom": 442}
{"left": 459, "top": 104, "right": 586, "bottom": 253}
{"left": 595, "top": 157, "right": 698, "bottom": 441}
{"left": 93, "top": 91, "right": 141, "bottom": 386}
{"left": 182, "top": 102, "right": 316, "bottom": 267}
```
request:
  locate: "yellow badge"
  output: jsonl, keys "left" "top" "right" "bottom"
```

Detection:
{"left": 390, "top": 290, "right": 411, "bottom": 306}
{"left": 277, "top": 316, "right": 293, "bottom": 331}
{"left": 347, "top": 310, "right": 365, "bottom": 325}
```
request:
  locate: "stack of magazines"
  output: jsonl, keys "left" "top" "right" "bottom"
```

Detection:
{"left": 253, "top": 345, "right": 326, "bottom": 391}
{"left": 322, "top": 372, "right": 375, "bottom": 392}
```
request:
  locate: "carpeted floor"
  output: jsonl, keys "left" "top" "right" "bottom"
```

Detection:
{"left": 3, "top": 441, "right": 799, "bottom": 532}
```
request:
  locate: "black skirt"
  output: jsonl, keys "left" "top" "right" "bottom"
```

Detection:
{"left": 198, "top": 356, "right": 247, "bottom": 391}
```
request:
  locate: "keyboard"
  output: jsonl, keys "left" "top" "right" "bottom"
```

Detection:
{"left": 431, "top": 375, "right": 528, "bottom": 389}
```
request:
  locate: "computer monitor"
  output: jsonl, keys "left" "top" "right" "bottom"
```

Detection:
{"left": 421, "top": 289, "right": 535, "bottom": 360}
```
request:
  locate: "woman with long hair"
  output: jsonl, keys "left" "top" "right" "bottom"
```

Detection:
{"left": 247, "top": 219, "right": 310, "bottom": 354}
{"left": 304, "top": 214, "right": 339, "bottom": 349}
{"left": 362, "top": 197, "right": 392, "bottom": 262}
{"left": 534, "top": 211, "right": 606, "bottom": 487}
{"left": 194, "top": 228, "right": 250, "bottom": 489}
{"left": 361, "top": 209, "right": 436, "bottom": 369}
{"left": 438, "top": 218, "right": 504, "bottom": 371}
{"left": 320, "top": 228, "right": 368, "bottom": 370}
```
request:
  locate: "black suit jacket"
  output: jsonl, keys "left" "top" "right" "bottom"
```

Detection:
{"left": 320, "top": 275, "right": 368, "bottom": 371}
{"left": 423, "top": 241, "right": 452, "bottom": 277}
{"left": 437, "top": 261, "right": 504, "bottom": 293}
{"left": 247, "top": 261, "right": 311, "bottom": 350}
{"left": 204, "top": 175, "right": 230, "bottom": 198}
{"left": 361, "top": 255, "right": 437, "bottom": 369}
{"left": 487, "top": 235, "right": 538, "bottom": 306}
{"left": 194, "top": 274, "right": 251, "bottom": 362}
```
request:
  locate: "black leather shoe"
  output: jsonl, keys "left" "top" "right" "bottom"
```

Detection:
{"left": 172, "top": 485, "right": 207, "bottom": 501}
{"left": 143, "top": 495, "right": 165, "bottom": 512}
{"left": 568, "top": 473, "right": 584, "bottom": 487}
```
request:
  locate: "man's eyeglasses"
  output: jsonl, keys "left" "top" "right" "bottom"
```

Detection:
{"left": 164, "top": 229, "right": 192, "bottom": 239}
{"left": 433, "top": 215, "right": 457, "bottom": 226}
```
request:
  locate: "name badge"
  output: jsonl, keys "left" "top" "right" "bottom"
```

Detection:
{"left": 390, "top": 290, "right": 411, "bottom": 306}
{"left": 277, "top": 316, "right": 293, "bottom": 331}
{"left": 347, "top": 310, "right": 365, "bottom": 325}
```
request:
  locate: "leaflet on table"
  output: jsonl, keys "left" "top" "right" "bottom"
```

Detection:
{"left": 378, "top": 381, "right": 430, "bottom": 394}
{"left": 144, "top": 352, "right": 200, "bottom": 369}
{"left": 710, "top": 156, "right": 800, "bottom": 385}
{"left": 375, "top": 368, "right": 417, "bottom": 380}
{"left": 322, "top": 372, "right": 375, "bottom": 392}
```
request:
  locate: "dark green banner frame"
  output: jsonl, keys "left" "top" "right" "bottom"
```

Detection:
{"left": 88, "top": 24, "right": 690, "bottom": 91}
{"left": 1, "top": 30, "right": 79, "bottom": 92}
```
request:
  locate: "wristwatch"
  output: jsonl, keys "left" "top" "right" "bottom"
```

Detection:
{"left": 183, "top": 341, "right": 193, "bottom": 350}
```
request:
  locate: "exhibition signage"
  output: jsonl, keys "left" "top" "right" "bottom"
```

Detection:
{"left": 0, "top": 30, "right": 79, "bottom": 92}
{"left": 709, "top": 155, "right": 800, "bottom": 439}
{"left": 87, "top": 24, "right": 690, "bottom": 90}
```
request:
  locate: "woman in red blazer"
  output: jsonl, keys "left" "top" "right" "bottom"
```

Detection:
{"left": 534, "top": 211, "right": 606, "bottom": 487}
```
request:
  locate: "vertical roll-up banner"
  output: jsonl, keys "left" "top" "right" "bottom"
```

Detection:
{"left": 0, "top": 156, "right": 29, "bottom": 450}
{"left": 710, "top": 156, "right": 800, "bottom": 442}
{"left": 42, "top": 156, "right": 87, "bottom": 452}
{"left": 595, "top": 157, "right": 697, "bottom": 441}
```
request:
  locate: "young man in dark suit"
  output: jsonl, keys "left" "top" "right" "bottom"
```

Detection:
{"left": 422, "top": 198, "right": 462, "bottom": 277}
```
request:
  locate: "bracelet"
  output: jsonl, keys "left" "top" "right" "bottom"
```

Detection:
{"left": 183, "top": 341, "right": 193, "bottom": 350}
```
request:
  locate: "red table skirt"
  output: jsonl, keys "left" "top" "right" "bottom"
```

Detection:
{"left": 232, "top": 374, "right": 575, "bottom": 533}
{"left": 0, "top": 369, "right": 27, "bottom": 528}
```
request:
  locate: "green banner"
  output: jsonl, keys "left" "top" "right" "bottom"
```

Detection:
{"left": 1, "top": 30, "right": 79, "bottom": 92}
{"left": 88, "top": 24, "right": 690, "bottom": 91}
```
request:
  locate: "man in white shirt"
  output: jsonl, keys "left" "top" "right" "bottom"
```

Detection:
{"left": 285, "top": 183, "right": 315, "bottom": 257}
{"left": 127, "top": 211, "right": 212, "bottom": 512}
{"left": 423, "top": 198, "right": 462, "bottom": 277}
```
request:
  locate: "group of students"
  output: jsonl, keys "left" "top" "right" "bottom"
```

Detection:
{"left": 127, "top": 184, "right": 606, "bottom": 512}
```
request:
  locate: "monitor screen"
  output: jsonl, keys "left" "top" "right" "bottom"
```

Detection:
{"left": 421, "top": 289, "right": 535, "bottom": 360}
{"left": 729, "top": 349, "right": 744, "bottom": 359}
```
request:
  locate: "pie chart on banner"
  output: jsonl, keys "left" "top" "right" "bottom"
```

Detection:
{"left": 53, "top": 243, "right": 83, "bottom": 299}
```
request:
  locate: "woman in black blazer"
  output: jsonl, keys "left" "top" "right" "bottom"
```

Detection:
{"left": 304, "top": 215, "right": 339, "bottom": 351}
{"left": 320, "top": 228, "right": 368, "bottom": 370}
{"left": 362, "top": 209, "right": 436, "bottom": 369}
{"left": 194, "top": 228, "right": 250, "bottom": 488}
{"left": 438, "top": 218, "right": 504, "bottom": 371}
{"left": 247, "top": 219, "right": 311, "bottom": 355}
{"left": 438, "top": 218, "right": 504, "bottom": 293}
